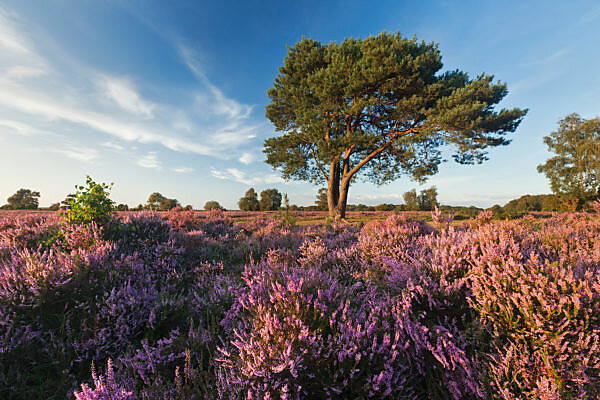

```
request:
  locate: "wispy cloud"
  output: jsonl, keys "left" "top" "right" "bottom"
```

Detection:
{"left": 0, "top": 119, "right": 47, "bottom": 136}
{"left": 171, "top": 166, "right": 194, "bottom": 173}
{"left": 210, "top": 167, "right": 284, "bottom": 186}
{"left": 520, "top": 47, "right": 570, "bottom": 67}
{"left": 50, "top": 145, "right": 98, "bottom": 162}
{"left": 102, "top": 141, "right": 125, "bottom": 151}
{"left": 238, "top": 152, "right": 256, "bottom": 164}
{"left": 0, "top": 8, "right": 31, "bottom": 54}
{"left": 136, "top": 152, "right": 161, "bottom": 170}
{"left": 0, "top": 85, "right": 218, "bottom": 155}
{"left": 98, "top": 75, "right": 156, "bottom": 117}
{"left": 0, "top": 6, "right": 260, "bottom": 169}
{"left": 579, "top": 5, "right": 600, "bottom": 25}
{"left": 4, "top": 65, "right": 45, "bottom": 79}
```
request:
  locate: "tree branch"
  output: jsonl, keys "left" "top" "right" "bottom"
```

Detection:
{"left": 345, "top": 139, "right": 394, "bottom": 179}
{"left": 310, "top": 145, "right": 329, "bottom": 181}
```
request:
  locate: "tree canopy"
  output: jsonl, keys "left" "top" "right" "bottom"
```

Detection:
{"left": 259, "top": 188, "right": 282, "bottom": 211}
{"left": 146, "top": 192, "right": 180, "bottom": 211}
{"left": 314, "top": 188, "right": 328, "bottom": 211}
{"left": 403, "top": 189, "right": 418, "bottom": 211}
{"left": 264, "top": 32, "right": 527, "bottom": 219}
{"left": 204, "top": 201, "right": 223, "bottom": 210}
{"left": 238, "top": 188, "right": 260, "bottom": 211}
{"left": 4, "top": 188, "right": 40, "bottom": 210}
{"left": 537, "top": 113, "right": 600, "bottom": 203}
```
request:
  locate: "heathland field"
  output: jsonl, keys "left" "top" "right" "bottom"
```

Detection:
{"left": 1, "top": 208, "right": 598, "bottom": 399}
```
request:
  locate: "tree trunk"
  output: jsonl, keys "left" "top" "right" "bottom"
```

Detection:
{"left": 333, "top": 177, "right": 351, "bottom": 219}
{"left": 327, "top": 161, "right": 340, "bottom": 218}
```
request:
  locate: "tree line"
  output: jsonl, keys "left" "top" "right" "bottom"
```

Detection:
{"left": 2, "top": 112, "right": 598, "bottom": 215}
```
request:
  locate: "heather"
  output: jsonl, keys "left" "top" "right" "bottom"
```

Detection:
{"left": 0, "top": 210, "right": 599, "bottom": 399}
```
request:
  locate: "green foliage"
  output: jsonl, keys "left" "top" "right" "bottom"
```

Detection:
{"left": 4, "top": 188, "right": 40, "bottom": 210}
{"left": 259, "top": 188, "right": 282, "bottom": 211}
{"left": 314, "top": 188, "right": 328, "bottom": 211}
{"left": 502, "top": 194, "right": 564, "bottom": 213}
{"left": 439, "top": 205, "right": 481, "bottom": 220}
{"left": 538, "top": 113, "right": 600, "bottom": 202}
{"left": 403, "top": 186, "right": 438, "bottom": 211}
{"left": 403, "top": 189, "right": 419, "bottom": 211}
{"left": 418, "top": 186, "right": 439, "bottom": 211}
{"left": 346, "top": 204, "right": 376, "bottom": 211}
{"left": 374, "top": 203, "right": 395, "bottom": 211}
{"left": 61, "top": 176, "right": 114, "bottom": 227}
{"left": 278, "top": 194, "right": 297, "bottom": 226}
{"left": 146, "top": 192, "right": 180, "bottom": 211}
{"left": 61, "top": 193, "right": 76, "bottom": 209}
{"left": 204, "top": 201, "right": 222, "bottom": 211}
{"left": 238, "top": 188, "right": 260, "bottom": 211}
{"left": 264, "top": 32, "right": 527, "bottom": 218}
{"left": 115, "top": 203, "right": 129, "bottom": 211}
{"left": 490, "top": 193, "right": 581, "bottom": 219}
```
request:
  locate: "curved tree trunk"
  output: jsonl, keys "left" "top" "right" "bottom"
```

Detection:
{"left": 327, "top": 161, "right": 340, "bottom": 218}
{"left": 327, "top": 160, "right": 353, "bottom": 220}
{"left": 333, "top": 177, "right": 350, "bottom": 220}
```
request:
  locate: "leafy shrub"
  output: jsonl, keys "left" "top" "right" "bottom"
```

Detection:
{"left": 61, "top": 176, "right": 115, "bottom": 228}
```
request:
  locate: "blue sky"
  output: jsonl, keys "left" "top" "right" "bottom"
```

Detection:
{"left": 0, "top": 0, "right": 599, "bottom": 209}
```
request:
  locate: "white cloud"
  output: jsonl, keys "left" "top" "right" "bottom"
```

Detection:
{"left": 0, "top": 5, "right": 261, "bottom": 170}
{"left": 0, "top": 119, "right": 46, "bottom": 136}
{"left": 0, "top": 9, "right": 31, "bottom": 54}
{"left": 210, "top": 167, "right": 283, "bottom": 185}
{"left": 50, "top": 146, "right": 98, "bottom": 162}
{"left": 0, "top": 85, "right": 220, "bottom": 155}
{"left": 99, "top": 76, "right": 156, "bottom": 117}
{"left": 102, "top": 141, "right": 125, "bottom": 151}
{"left": 520, "top": 47, "right": 570, "bottom": 67}
{"left": 171, "top": 166, "right": 194, "bottom": 173}
{"left": 238, "top": 152, "right": 256, "bottom": 164}
{"left": 4, "top": 65, "right": 45, "bottom": 79}
{"left": 136, "top": 152, "right": 161, "bottom": 170}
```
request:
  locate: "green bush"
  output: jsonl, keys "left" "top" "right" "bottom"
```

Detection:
{"left": 61, "top": 176, "right": 115, "bottom": 227}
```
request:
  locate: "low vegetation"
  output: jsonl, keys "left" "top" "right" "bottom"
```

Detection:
{"left": 1, "top": 192, "right": 599, "bottom": 398}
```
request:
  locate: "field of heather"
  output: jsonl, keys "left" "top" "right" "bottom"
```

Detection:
{"left": 1, "top": 209, "right": 599, "bottom": 399}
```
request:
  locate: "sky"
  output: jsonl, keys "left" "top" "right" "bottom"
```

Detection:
{"left": 0, "top": 0, "right": 599, "bottom": 209}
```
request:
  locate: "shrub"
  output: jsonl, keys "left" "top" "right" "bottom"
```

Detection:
{"left": 61, "top": 176, "right": 115, "bottom": 228}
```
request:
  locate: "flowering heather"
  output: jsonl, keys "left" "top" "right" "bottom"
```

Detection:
{"left": 0, "top": 210, "right": 598, "bottom": 399}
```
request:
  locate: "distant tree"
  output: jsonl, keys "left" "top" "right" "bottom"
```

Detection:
{"left": 238, "top": 188, "right": 260, "bottom": 211}
{"left": 259, "top": 189, "right": 283, "bottom": 211}
{"left": 145, "top": 192, "right": 180, "bottom": 211}
{"left": 374, "top": 203, "right": 396, "bottom": 211}
{"left": 264, "top": 33, "right": 527, "bottom": 219}
{"left": 131, "top": 204, "right": 144, "bottom": 211}
{"left": 315, "top": 188, "right": 328, "bottom": 211}
{"left": 403, "top": 189, "right": 419, "bottom": 211}
{"left": 115, "top": 203, "right": 129, "bottom": 211}
{"left": 61, "top": 193, "right": 76, "bottom": 209}
{"left": 159, "top": 198, "right": 180, "bottom": 211}
{"left": 5, "top": 189, "right": 40, "bottom": 210}
{"left": 146, "top": 192, "right": 167, "bottom": 210}
{"left": 346, "top": 204, "right": 375, "bottom": 211}
{"left": 537, "top": 113, "right": 600, "bottom": 205}
{"left": 418, "top": 186, "right": 439, "bottom": 211}
{"left": 204, "top": 201, "right": 222, "bottom": 210}
{"left": 183, "top": 205, "right": 194, "bottom": 211}
{"left": 48, "top": 203, "right": 60, "bottom": 211}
